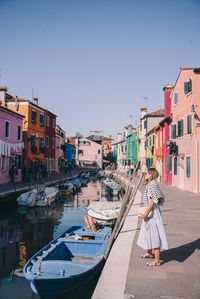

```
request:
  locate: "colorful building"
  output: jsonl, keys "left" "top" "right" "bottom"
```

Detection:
{"left": 159, "top": 84, "right": 173, "bottom": 185}
{"left": 145, "top": 127, "right": 156, "bottom": 169}
{"left": 55, "top": 125, "right": 65, "bottom": 173}
{"left": 1, "top": 90, "right": 46, "bottom": 167}
{"left": 126, "top": 124, "right": 138, "bottom": 167}
{"left": 76, "top": 137, "right": 102, "bottom": 168}
{"left": 0, "top": 103, "right": 24, "bottom": 183}
{"left": 170, "top": 67, "right": 200, "bottom": 193}
{"left": 140, "top": 107, "right": 165, "bottom": 170}
{"left": 45, "top": 110, "right": 57, "bottom": 173}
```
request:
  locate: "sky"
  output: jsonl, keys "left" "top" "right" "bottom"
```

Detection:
{"left": 0, "top": 0, "right": 200, "bottom": 140}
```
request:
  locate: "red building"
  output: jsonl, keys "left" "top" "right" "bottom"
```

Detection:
{"left": 45, "top": 110, "right": 57, "bottom": 173}
{"left": 160, "top": 84, "right": 173, "bottom": 185}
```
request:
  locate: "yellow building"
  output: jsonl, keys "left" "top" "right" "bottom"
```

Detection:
{"left": 145, "top": 127, "right": 156, "bottom": 168}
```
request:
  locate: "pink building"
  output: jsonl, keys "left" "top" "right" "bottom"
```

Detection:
{"left": 0, "top": 104, "right": 24, "bottom": 184}
{"left": 170, "top": 67, "right": 200, "bottom": 193}
{"left": 159, "top": 84, "right": 173, "bottom": 185}
{"left": 76, "top": 137, "right": 102, "bottom": 168}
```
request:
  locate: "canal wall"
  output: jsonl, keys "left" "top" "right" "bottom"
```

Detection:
{"left": 92, "top": 171, "right": 142, "bottom": 299}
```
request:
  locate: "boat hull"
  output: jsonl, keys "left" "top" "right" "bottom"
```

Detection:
{"left": 31, "top": 259, "right": 104, "bottom": 299}
{"left": 24, "top": 226, "right": 111, "bottom": 299}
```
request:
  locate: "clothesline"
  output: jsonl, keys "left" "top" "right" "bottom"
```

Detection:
{"left": 0, "top": 139, "right": 24, "bottom": 157}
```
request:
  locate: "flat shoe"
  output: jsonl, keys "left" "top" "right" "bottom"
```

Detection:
{"left": 146, "top": 262, "right": 161, "bottom": 266}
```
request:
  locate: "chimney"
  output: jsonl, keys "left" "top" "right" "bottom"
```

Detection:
{"left": 31, "top": 97, "right": 39, "bottom": 106}
{"left": 163, "top": 84, "right": 173, "bottom": 117}
{"left": 140, "top": 107, "right": 147, "bottom": 119}
{"left": 0, "top": 85, "right": 7, "bottom": 101}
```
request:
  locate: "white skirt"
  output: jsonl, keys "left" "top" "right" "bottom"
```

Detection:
{"left": 137, "top": 206, "right": 168, "bottom": 250}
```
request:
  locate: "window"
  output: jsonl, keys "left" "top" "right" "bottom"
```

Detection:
{"left": 98, "top": 149, "right": 101, "bottom": 154}
{"left": 47, "top": 115, "right": 49, "bottom": 126}
{"left": 187, "top": 115, "right": 192, "bottom": 134}
{"left": 53, "top": 119, "right": 56, "bottom": 128}
{"left": 31, "top": 110, "right": 37, "bottom": 123}
{"left": 186, "top": 156, "right": 191, "bottom": 178}
{"left": 5, "top": 121, "right": 10, "bottom": 138}
{"left": 17, "top": 125, "right": 21, "bottom": 140}
{"left": 40, "top": 114, "right": 44, "bottom": 126}
{"left": 144, "top": 120, "right": 147, "bottom": 130}
{"left": 167, "top": 156, "right": 172, "bottom": 172}
{"left": 178, "top": 120, "right": 184, "bottom": 137}
{"left": 171, "top": 124, "right": 176, "bottom": 139}
{"left": 30, "top": 134, "right": 36, "bottom": 146}
{"left": 52, "top": 137, "right": 55, "bottom": 149}
{"left": 174, "top": 93, "right": 178, "bottom": 104}
{"left": 184, "top": 78, "right": 192, "bottom": 94}
{"left": 78, "top": 149, "right": 83, "bottom": 155}
{"left": 1, "top": 156, "right": 6, "bottom": 171}
{"left": 15, "top": 155, "right": 22, "bottom": 169}
{"left": 174, "top": 157, "right": 177, "bottom": 175}
{"left": 46, "top": 135, "right": 49, "bottom": 147}
{"left": 39, "top": 137, "right": 44, "bottom": 148}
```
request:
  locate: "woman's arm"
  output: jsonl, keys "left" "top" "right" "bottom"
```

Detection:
{"left": 139, "top": 197, "right": 154, "bottom": 220}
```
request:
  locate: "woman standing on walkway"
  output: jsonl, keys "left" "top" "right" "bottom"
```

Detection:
{"left": 137, "top": 167, "right": 168, "bottom": 266}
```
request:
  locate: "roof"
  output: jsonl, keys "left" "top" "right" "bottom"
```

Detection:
{"left": 0, "top": 105, "right": 25, "bottom": 118}
{"left": 142, "top": 109, "right": 165, "bottom": 120}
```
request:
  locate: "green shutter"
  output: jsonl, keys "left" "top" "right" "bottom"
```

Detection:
{"left": 187, "top": 115, "right": 192, "bottom": 134}
{"left": 186, "top": 157, "right": 191, "bottom": 178}
{"left": 167, "top": 156, "right": 172, "bottom": 172}
{"left": 184, "top": 82, "right": 188, "bottom": 94}
{"left": 174, "top": 157, "right": 177, "bottom": 175}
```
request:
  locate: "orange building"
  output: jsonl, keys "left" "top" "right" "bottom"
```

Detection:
{"left": 2, "top": 93, "right": 45, "bottom": 166}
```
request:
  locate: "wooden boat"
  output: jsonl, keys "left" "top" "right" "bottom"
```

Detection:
{"left": 87, "top": 201, "right": 121, "bottom": 226}
{"left": 23, "top": 226, "right": 111, "bottom": 299}
{"left": 58, "top": 181, "right": 75, "bottom": 196}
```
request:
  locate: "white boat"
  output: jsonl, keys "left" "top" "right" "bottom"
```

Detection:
{"left": 102, "top": 178, "right": 121, "bottom": 197}
{"left": 16, "top": 189, "right": 37, "bottom": 207}
{"left": 87, "top": 201, "right": 121, "bottom": 226}
{"left": 58, "top": 181, "right": 75, "bottom": 196}
{"left": 35, "top": 187, "right": 58, "bottom": 207}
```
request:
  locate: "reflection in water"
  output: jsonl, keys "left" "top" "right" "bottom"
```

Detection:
{"left": 0, "top": 180, "right": 105, "bottom": 299}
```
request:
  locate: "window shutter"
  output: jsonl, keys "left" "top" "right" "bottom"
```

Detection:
{"left": 184, "top": 82, "right": 188, "bottom": 94}
{"left": 187, "top": 115, "right": 192, "bottom": 134}
{"left": 188, "top": 79, "right": 192, "bottom": 93}
{"left": 186, "top": 157, "right": 191, "bottom": 178}
{"left": 174, "top": 157, "right": 177, "bottom": 175}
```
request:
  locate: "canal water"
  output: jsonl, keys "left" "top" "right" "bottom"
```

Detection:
{"left": 0, "top": 180, "right": 106, "bottom": 299}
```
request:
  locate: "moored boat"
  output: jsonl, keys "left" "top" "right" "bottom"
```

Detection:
{"left": 23, "top": 226, "right": 111, "bottom": 299}
{"left": 87, "top": 201, "right": 121, "bottom": 226}
{"left": 35, "top": 187, "right": 58, "bottom": 207}
{"left": 58, "top": 181, "right": 75, "bottom": 196}
{"left": 16, "top": 189, "right": 37, "bottom": 207}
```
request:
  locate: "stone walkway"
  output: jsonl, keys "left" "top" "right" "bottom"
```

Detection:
{"left": 124, "top": 184, "right": 200, "bottom": 299}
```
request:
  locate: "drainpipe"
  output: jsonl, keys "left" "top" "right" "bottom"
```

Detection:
{"left": 196, "top": 137, "right": 199, "bottom": 193}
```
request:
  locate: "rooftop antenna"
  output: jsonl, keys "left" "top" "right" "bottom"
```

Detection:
{"left": 141, "top": 96, "right": 148, "bottom": 108}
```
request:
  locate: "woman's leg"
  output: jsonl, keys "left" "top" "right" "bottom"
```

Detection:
{"left": 154, "top": 247, "right": 160, "bottom": 264}
{"left": 146, "top": 247, "right": 161, "bottom": 266}
{"left": 84, "top": 215, "right": 91, "bottom": 230}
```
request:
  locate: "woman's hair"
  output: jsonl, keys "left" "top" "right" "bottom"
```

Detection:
{"left": 144, "top": 167, "right": 159, "bottom": 185}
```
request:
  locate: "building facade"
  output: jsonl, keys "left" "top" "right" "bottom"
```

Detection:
{"left": 170, "top": 67, "right": 200, "bottom": 193}
{"left": 45, "top": 110, "right": 56, "bottom": 173}
{"left": 0, "top": 104, "right": 24, "bottom": 183}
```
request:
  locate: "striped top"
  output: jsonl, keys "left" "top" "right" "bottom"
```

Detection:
{"left": 143, "top": 179, "right": 165, "bottom": 206}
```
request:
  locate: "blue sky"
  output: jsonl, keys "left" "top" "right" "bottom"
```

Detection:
{"left": 0, "top": 0, "right": 200, "bottom": 139}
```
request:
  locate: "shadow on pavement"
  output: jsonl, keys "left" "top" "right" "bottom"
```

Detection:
{"left": 161, "top": 238, "right": 200, "bottom": 263}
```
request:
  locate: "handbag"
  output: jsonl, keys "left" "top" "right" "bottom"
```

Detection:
{"left": 138, "top": 207, "right": 153, "bottom": 218}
